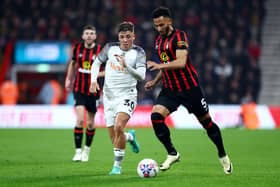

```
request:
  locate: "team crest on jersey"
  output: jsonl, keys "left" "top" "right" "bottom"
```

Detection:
{"left": 160, "top": 52, "right": 169, "bottom": 62}
{"left": 83, "top": 61, "right": 91, "bottom": 70}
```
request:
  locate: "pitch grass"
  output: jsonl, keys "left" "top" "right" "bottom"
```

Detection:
{"left": 0, "top": 128, "right": 280, "bottom": 187}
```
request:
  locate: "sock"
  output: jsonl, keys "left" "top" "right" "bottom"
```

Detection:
{"left": 125, "top": 132, "right": 133, "bottom": 142}
{"left": 74, "top": 127, "right": 83, "bottom": 149}
{"left": 113, "top": 148, "right": 125, "bottom": 168}
{"left": 200, "top": 118, "right": 226, "bottom": 157}
{"left": 151, "top": 113, "right": 177, "bottom": 155}
{"left": 85, "top": 128, "right": 96, "bottom": 147}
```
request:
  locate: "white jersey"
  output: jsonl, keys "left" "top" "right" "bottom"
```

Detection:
{"left": 97, "top": 42, "right": 146, "bottom": 92}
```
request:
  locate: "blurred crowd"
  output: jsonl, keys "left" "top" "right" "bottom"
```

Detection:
{"left": 0, "top": 0, "right": 265, "bottom": 105}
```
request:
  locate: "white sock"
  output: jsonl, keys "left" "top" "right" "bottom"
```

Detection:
{"left": 76, "top": 148, "right": 82, "bottom": 153}
{"left": 113, "top": 148, "right": 125, "bottom": 168}
{"left": 124, "top": 132, "right": 133, "bottom": 142}
{"left": 84, "top": 146, "right": 90, "bottom": 151}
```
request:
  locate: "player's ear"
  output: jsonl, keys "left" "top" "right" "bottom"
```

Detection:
{"left": 82, "top": 34, "right": 85, "bottom": 40}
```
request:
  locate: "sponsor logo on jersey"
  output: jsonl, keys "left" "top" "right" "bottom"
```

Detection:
{"left": 83, "top": 61, "right": 91, "bottom": 70}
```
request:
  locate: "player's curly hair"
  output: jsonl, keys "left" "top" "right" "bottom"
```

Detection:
{"left": 152, "top": 6, "right": 171, "bottom": 18}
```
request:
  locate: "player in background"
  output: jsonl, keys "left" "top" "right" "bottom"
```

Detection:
{"left": 65, "top": 25, "right": 104, "bottom": 162}
{"left": 144, "top": 7, "right": 233, "bottom": 174}
{"left": 90, "top": 22, "right": 146, "bottom": 175}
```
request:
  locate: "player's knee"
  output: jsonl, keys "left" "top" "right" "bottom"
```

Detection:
{"left": 76, "top": 119, "right": 84, "bottom": 128}
{"left": 87, "top": 123, "right": 94, "bottom": 130}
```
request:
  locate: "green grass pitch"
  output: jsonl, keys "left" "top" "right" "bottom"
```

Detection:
{"left": 0, "top": 128, "right": 280, "bottom": 187}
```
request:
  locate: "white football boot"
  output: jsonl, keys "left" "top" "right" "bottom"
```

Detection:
{"left": 81, "top": 146, "right": 90, "bottom": 162}
{"left": 219, "top": 155, "right": 233, "bottom": 175}
{"left": 72, "top": 149, "right": 82, "bottom": 161}
{"left": 160, "top": 152, "right": 180, "bottom": 170}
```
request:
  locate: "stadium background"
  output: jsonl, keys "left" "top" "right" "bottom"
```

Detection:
{"left": 0, "top": 0, "right": 279, "bottom": 128}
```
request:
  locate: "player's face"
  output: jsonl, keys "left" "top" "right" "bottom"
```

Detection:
{"left": 153, "top": 16, "right": 171, "bottom": 37}
{"left": 82, "top": 29, "right": 96, "bottom": 45}
{"left": 118, "top": 31, "right": 135, "bottom": 51}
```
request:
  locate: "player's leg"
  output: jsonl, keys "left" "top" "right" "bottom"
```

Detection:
{"left": 108, "top": 126, "right": 115, "bottom": 144}
{"left": 73, "top": 105, "right": 85, "bottom": 161}
{"left": 189, "top": 87, "right": 232, "bottom": 174}
{"left": 109, "top": 112, "right": 130, "bottom": 175}
{"left": 151, "top": 104, "right": 180, "bottom": 170}
{"left": 197, "top": 113, "right": 233, "bottom": 174}
{"left": 81, "top": 96, "right": 98, "bottom": 162}
{"left": 108, "top": 125, "right": 139, "bottom": 153}
{"left": 81, "top": 111, "right": 96, "bottom": 162}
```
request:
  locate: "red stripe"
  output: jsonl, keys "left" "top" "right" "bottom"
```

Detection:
{"left": 182, "top": 32, "right": 198, "bottom": 87}
{"left": 162, "top": 38, "right": 174, "bottom": 91}
{"left": 74, "top": 129, "right": 83, "bottom": 134}
{"left": 168, "top": 33, "right": 182, "bottom": 92}
{"left": 86, "top": 129, "right": 95, "bottom": 135}
{"left": 75, "top": 44, "right": 81, "bottom": 92}
{"left": 157, "top": 38, "right": 167, "bottom": 88}
{"left": 81, "top": 48, "right": 86, "bottom": 94}
{"left": 206, "top": 121, "right": 213, "bottom": 129}
{"left": 164, "top": 70, "right": 173, "bottom": 91}
{"left": 176, "top": 32, "right": 191, "bottom": 90}
{"left": 87, "top": 48, "right": 94, "bottom": 95}
{"left": 168, "top": 33, "right": 176, "bottom": 58}
{"left": 152, "top": 119, "right": 164, "bottom": 123}
{"left": 180, "top": 69, "right": 190, "bottom": 90}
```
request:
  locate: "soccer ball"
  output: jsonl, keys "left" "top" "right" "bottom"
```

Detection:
{"left": 137, "top": 158, "right": 159, "bottom": 178}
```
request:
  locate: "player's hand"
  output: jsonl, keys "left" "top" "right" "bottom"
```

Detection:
{"left": 115, "top": 54, "right": 127, "bottom": 68}
{"left": 65, "top": 79, "right": 72, "bottom": 91}
{"left": 147, "top": 61, "right": 161, "bottom": 71}
{"left": 90, "top": 82, "right": 100, "bottom": 93}
{"left": 144, "top": 80, "right": 155, "bottom": 91}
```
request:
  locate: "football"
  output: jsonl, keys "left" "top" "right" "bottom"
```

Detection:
{"left": 137, "top": 158, "right": 159, "bottom": 178}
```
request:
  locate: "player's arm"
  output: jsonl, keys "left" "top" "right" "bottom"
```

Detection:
{"left": 115, "top": 51, "right": 146, "bottom": 81}
{"left": 65, "top": 60, "right": 77, "bottom": 91}
{"left": 144, "top": 69, "right": 162, "bottom": 91}
{"left": 90, "top": 57, "right": 102, "bottom": 93}
{"left": 90, "top": 43, "right": 109, "bottom": 93}
{"left": 147, "top": 49, "right": 187, "bottom": 71}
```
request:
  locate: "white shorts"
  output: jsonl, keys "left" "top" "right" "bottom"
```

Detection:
{"left": 103, "top": 87, "right": 137, "bottom": 127}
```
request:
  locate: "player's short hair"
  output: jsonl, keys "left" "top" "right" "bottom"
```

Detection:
{"left": 152, "top": 6, "right": 171, "bottom": 19}
{"left": 118, "top": 21, "right": 134, "bottom": 33}
{"left": 83, "top": 25, "right": 96, "bottom": 32}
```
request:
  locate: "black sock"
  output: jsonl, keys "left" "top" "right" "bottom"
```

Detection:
{"left": 151, "top": 113, "right": 177, "bottom": 155}
{"left": 85, "top": 128, "right": 96, "bottom": 147}
{"left": 74, "top": 127, "right": 83, "bottom": 149}
{"left": 201, "top": 119, "right": 226, "bottom": 157}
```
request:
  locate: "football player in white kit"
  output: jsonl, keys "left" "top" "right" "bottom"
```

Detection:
{"left": 90, "top": 22, "right": 146, "bottom": 175}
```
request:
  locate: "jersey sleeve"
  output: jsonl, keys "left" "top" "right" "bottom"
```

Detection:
{"left": 97, "top": 43, "right": 109, "bottom": 63}
{"left": 71, "top": 44, "right": 77, "bottom": 61}
{"left": 136, "top": 47, "right": 146, "bottom": 68}
{"left": 174, "top": 31, "right": 189, "bottom": 50}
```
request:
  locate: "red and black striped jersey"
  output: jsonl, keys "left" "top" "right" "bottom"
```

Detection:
{"left": 72, "top": 42, "right": 102, "bottom": 95}
{"left": 155, "top": 29, "right": 199, "bottom": 92}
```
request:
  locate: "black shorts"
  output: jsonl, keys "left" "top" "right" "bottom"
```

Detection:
{"left": 73, "top": 92, "right": 99, "bottom": 113}
{"left": 155, "top": 86, "right": 209, "bottom": 117}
